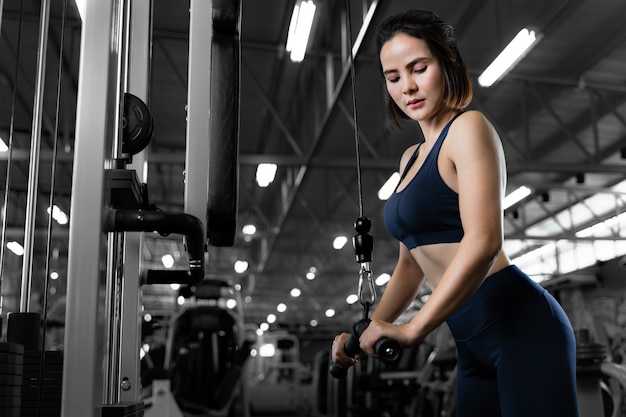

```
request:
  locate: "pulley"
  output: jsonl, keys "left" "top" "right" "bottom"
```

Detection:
{"left": 122, "top": 92, "right": 154, "bottom": 156}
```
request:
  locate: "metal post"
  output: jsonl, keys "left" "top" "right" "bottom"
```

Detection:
{"left": 20, "top": 0, "right": 51, "bottom": 313}
{"left": 62, "top": 0, "right": 118, "bottom": 414}
{"left": 184, "top": 0, "right": 213, "bottom": 230}
{"left": 103, "top": 0, "right": 130, "bottom": 403}
{"left": 120, "top": 0, "right": 153, "bottom": 403}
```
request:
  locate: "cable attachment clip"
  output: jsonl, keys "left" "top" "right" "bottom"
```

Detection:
{"left": 357, "top": 263, "right": 376, "bottom": 318}
{"left": 353, "top": 216, "right": 375, "bottom": 317}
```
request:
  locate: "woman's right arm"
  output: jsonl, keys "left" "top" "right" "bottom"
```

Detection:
{"left": 332, "top": 242, "right": 424, "bottom": 367}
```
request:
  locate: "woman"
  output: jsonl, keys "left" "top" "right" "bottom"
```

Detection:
{"left": 331, "top": 10, "right": 579, "bottom": 417}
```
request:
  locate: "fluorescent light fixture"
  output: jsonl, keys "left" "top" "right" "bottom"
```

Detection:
{"left": 242, "top": 224, "right": 257, "bottom": 235}
{"left": 478, "top": 28, "right": 541, "bottom": 87}
{"left": 47, "top": 205, "right": 68, "bottom": 225}
{"left": 286, "top": 0, "right": 317, "bottom": 62}
{"left": 378, "top": 172, "right": 400, "bottom": 200}
{"left": 234, "top": 260, "right": 249, "bottom": 273}
{"left": 161, "top": 254, "right": 175, "bottom": 269}
{"left": 256, "top": 163, "right": 277, "bottom": 187}
{"left": 375, "top": 273, "right": 391, "bottom": 286}
{"left": 333, "top": 235, "right": 348, "bottom": 249}
{"left": 259, "top": 343, "right": 275, "bottom": 357}
{"left": 7, "top": 241, "right": 24, "bottom": 256}
{"left": 503, "top": 186, "right": 532, "bottom": 210}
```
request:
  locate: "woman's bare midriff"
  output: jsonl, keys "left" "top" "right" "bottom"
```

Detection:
{"left": 411, "top": 242, "right": 511, "bottom": 289}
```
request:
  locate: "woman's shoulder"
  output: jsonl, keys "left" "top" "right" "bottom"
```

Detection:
{"left": 449, "top": 110, "right": 499, "bottom": 144}
{"left": 453, "top": 109, "right": 492, "bottom": 129}
{"left": 446, "top": 109, "right": 504, "bottom": 164}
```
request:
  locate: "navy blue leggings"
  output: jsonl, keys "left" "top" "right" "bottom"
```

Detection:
{"left": 446, "top": 265, "right": 579, "bottom": 417}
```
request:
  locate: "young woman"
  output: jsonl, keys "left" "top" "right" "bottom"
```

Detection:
{"left": 331, "top": 10, "right": 579, "bottom": 417}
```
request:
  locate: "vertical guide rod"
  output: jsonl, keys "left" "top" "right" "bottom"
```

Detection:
{"left": 103, "top": 0, "right": 131, "bottom": 403}
{"left": 21, "top": 0, "right": 52, "bottom": 312}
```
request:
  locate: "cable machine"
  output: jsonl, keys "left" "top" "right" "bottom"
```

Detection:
{"left": 0, "top": 0, "right": 241, "bottom": 416}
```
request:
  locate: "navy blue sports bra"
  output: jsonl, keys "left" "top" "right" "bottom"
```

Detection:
{"left": 383, "top": 113, "right": 464, "bottom": 249}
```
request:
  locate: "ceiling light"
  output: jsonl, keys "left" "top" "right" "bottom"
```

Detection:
{"left": 242, "top": 224, "right": 257, "bottom": 235}
{"left": 310, "top": 319, "right": 318, "bottom": 327}
{"left": 256, "top": 163, "right": 277, "bottom": 187}
{"left": 346, "top": 294, "right": 358, "bottom": 304}
{"left": 325, "top": 308, "right": 335, "bottom": 318}
{"left": 234, "top": 260, "right": 249, "bottom": 273}
{"left": 333, "top": 236, "right": 348, "bottom": 250}
{"left": 503, "top": 186, "right": 532, "bottom": 210}
{"left": 290, "top": 288, "right": 301, "bottom": 297}
{"left": 267, "top": 314, "right": 277, "bottom": 323}
{"left": 259, "top": 343, "right": 275, "bottom": 357}
{"left": 478, "top": 28, "right": 541, "bottom": 87}
{"left": 277, "top": 303, "right": 287, "bottom": 312}
{"left": 0, "top": 137, "right": 8, "bottom": 152}
{"left": 378, "top": 172, "right": 400, "bottom": 200}
{"left": 306, "top": 271, "right": 315, "bottom": 280}
{"left": 286, "top": 0, "right": 317, "bottom": 62}
{"left": 47, "top": 205, "right": 68, "bottom": 225}
{"left": 7, "top": 241, "right": 24, "bottom": 256}
{"left": 161, "top": 254, "right": 175, "bottom": 269}
{"left": 375, "top": 273, "right": 391, "bottom": 286}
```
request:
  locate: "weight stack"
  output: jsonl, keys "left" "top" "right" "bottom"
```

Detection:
{"left": 100, "top": 401, "right": 145, "bottom": 417}
{"left": 20, "top": 351, "right": 63, "bottom": 417}
{"left": 0, "top": 342, "right": 24, "bottom": 417}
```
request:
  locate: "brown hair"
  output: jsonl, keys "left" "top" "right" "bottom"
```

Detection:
{"left": 376, "top": 10, "right": 473, "bottom": 130}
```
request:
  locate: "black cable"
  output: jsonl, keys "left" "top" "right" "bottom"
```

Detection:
{"left": 0, "top": 0, "right": 26, "bottom": 327}
{"left": 345, "top": 0, "right": 364, "bottom": 218}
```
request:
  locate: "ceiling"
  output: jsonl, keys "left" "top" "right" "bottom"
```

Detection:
{"left": 1, "top": 0, "right": 626, "bottom": 338}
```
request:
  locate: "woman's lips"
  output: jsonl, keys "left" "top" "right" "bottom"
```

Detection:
{"left": 407, "top": 98, "right": 424, "bottom": 109}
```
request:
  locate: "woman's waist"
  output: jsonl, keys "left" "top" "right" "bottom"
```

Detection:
{"left": 445, "top": 265, "right": 546, "bottom": 341}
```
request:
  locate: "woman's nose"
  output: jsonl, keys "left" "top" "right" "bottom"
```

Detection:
{"left": 402, "top": 76, "right": 417, "bottom": 94}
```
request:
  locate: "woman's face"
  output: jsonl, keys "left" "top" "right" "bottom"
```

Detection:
{"left": 379, "top": 33, "right": 444, "bottom": 122}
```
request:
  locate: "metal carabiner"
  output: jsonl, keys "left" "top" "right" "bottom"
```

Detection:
{"left": 357, "top": 262, "right": 376, "bottom": 318}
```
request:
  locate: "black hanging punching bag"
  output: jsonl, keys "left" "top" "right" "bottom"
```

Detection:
{"left": 207, "top": 0, "right": 241, "bottom": 247}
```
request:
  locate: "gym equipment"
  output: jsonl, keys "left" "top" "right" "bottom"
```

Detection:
{"left": 328, "top": 0, "right": 402, "bottom": 380}
{"left": 5, "top": 0, "right": 54, "bottom": 353}
{"left": 0, "top": 0, "right": 25, "bottom": 341}
{"left": 185, "top": 0, "right": 241, "bottom": 247}
{"left": 122, "top": 92, "right": 154, "bottom": 156}
{"left": 329, "top": 317, "right": 402, "bottom": 379}
{"left": 576, "top": 329, "right": 626, "bottom": 417}
{"left": 143, "top": 280, "right": 251, "bottom": 417}
{"left": 206, "top": 0, "right": 241, "bottom": 247}
{"left": 104, "top": 184, "right": 205, "bottom": 286}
